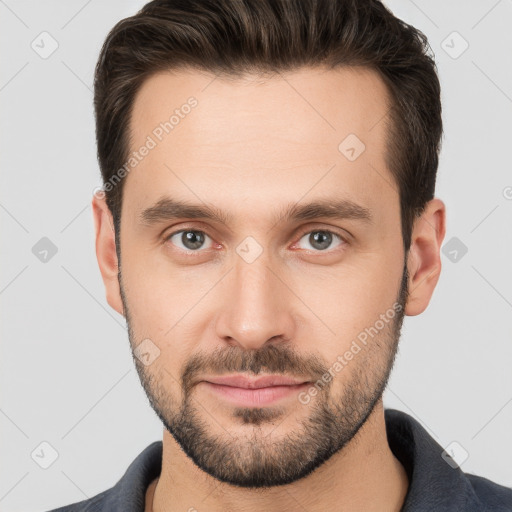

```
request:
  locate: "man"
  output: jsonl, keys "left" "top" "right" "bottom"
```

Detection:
{"left": 47, "top": 0, "right": 512, "bottom": 511}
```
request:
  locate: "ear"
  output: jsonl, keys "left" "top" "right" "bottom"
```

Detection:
{"left": 91, "top": 193, "right": 124, "bottom": 317}
{"left": 405, "top": 197, "right": 446, "bottom": 316}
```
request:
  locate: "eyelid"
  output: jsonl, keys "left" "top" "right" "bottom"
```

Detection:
{"left": 164, "top": 226, "right": 216, "bottom": 250}
{"left": 290, "top": 227, "right": 349, "bottom": 253}
{"left": 163, "top": 222, "right": 212, "bottom": 240}
{"left": 294, "top": 225, "right": 350, "bottom": 242}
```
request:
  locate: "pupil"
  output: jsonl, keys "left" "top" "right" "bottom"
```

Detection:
{"left": 183, "top": 231, "right": 204, "bottom": 250}
{"left": 310, "top": 231, "right": 331, "bottom": 250}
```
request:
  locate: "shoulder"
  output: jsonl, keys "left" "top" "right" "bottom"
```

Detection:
{"left": 465, "top": 472, "right": 512, "bottom": 511}
{"left": 41, "top": 441, "right": 162, "bottom": 512}
{"left": 384, "top": 408, "right": 512, "bottom": 511}
{"left": 42, "top": 489, "right": 110, "bottom": 511}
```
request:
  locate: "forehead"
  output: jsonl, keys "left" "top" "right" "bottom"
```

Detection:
{"left": 123, "top": 66, "right": 397, "bottom": 227}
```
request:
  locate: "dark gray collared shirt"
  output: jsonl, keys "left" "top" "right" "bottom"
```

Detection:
{"left": 45, "top": 408, "right": 512, "bottom": 511}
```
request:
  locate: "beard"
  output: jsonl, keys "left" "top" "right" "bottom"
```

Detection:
{"left": 120, "top": 260, "right": 409, "bottom": 489}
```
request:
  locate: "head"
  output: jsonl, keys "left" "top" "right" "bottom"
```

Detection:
{"left": 92, "top": 0, "right": 446, "bottom": 488}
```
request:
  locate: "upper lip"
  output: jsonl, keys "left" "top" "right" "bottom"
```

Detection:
{"left": 203, "top": 374, "right": 309, "bottom": 389}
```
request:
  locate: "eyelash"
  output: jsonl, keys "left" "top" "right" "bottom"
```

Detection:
{"left": 163, "top": 226, "right": 348, "bottom": 254}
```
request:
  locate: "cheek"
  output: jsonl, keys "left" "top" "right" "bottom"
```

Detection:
{"left": 291, "top": 259, "right": 401, "bottom": 368}
{"left": 121, "top": 246, "right": 201, "bottom": 331}
{"left": 297, "top": 259, "right": 399, "bottom": 327}
{"left": 121, "top": 264, "right": 209, "bottom": 375}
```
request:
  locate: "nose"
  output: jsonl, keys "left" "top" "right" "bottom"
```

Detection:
{"left": 214, "top": 253, "right": 297, "bottom": 351}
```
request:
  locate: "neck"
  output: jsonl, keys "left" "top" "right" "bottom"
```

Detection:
{"left": 147, "top": 401, "right": 409, "bottom": 512}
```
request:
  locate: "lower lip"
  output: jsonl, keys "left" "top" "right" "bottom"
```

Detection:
{"left": 202, "top": 382, "right": 310, "bottom": 406}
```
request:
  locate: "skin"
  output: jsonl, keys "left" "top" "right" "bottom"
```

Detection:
{"left": 92, "top": 66, "right": 446, "bottom": 512}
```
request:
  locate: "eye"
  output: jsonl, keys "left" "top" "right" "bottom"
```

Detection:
{"left": 166, "top": 229, "right": 214, "bottom": 251}
{"left": 294, "top": 229, "right": 346, "bottom": 252}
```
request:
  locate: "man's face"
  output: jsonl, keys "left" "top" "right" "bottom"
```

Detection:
{"left": 117, "top": 66, "right": 409, "bottom": 487}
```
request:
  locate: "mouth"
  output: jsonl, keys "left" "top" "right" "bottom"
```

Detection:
{"left": 200, "top": 374, "right": 311, "bottom": 406}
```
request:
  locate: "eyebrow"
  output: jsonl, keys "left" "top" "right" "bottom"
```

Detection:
{"left": 139, "top": 196, "right": 373, "bottom": 228}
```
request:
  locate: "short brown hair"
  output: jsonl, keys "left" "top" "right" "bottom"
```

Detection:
{"left": 94, "top": 0, "right": 442, "bottom": 256}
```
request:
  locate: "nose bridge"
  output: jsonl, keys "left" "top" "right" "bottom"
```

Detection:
{"left": 234, "top": 253, "right": 272, "bottom": 304}
{"left": 215, "top": 250, "right": 294, "bottom": 350}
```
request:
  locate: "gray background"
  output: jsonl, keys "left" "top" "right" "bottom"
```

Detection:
{"left": 1, "top": 1, "right": 511, "bottom": 510}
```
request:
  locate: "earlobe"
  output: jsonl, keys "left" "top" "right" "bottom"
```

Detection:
{"left": 404, "top": 198, "right": 446, "bottom": 317}
{"left": 91, "top": 194, "right": 124, "bottom": 317}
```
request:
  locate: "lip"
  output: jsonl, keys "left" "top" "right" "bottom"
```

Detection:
{"left": 203, "top": 374, "right": 309, "bottom": 389}
{"left": 200, "top": 374, "right": 311, "bottom": 407}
